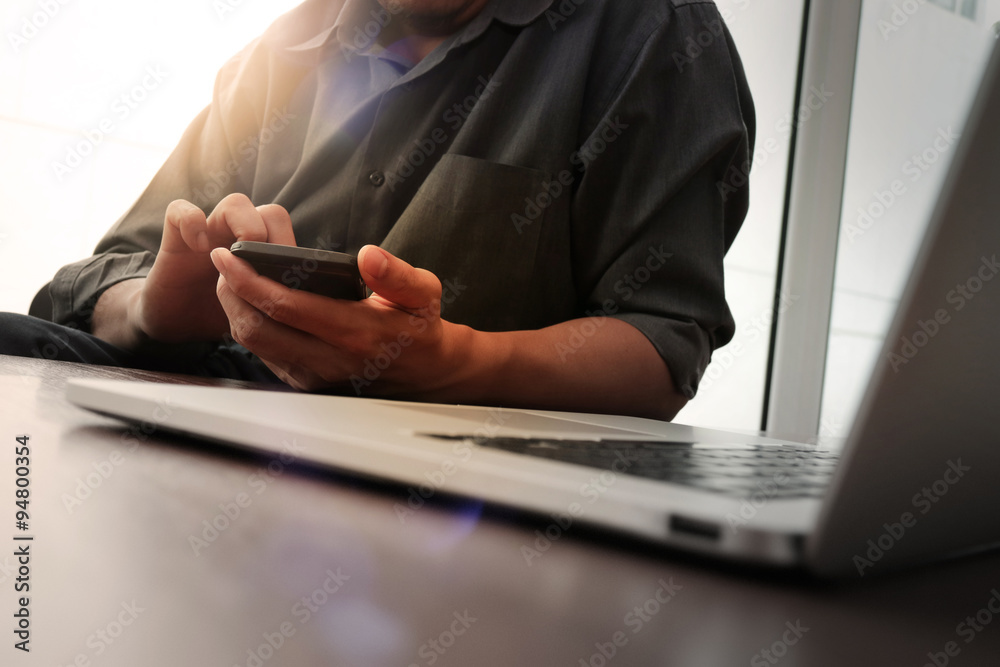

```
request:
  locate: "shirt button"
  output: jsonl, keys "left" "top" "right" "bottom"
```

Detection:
{"left": 368, "top": 170, "right": 386, "bottom": 187}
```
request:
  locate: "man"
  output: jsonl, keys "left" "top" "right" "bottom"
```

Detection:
{"left": 1, "top": 0, "right": 755, "bottom": 421}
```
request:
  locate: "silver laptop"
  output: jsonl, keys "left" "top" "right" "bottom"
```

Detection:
{"left": 66, "top": 42, "right": 1000, "bottom": 577}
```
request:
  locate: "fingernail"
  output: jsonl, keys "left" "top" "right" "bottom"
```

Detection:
{"left": 363, "top": 246, "right": 389, "bottom": 279}
{"left": 210, "top": 248, "right": 228, "bottom": 272}
{"left": 196, "top": 231, "right": 210, "bottom": 252}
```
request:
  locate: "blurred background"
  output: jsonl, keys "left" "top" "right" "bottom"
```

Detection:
{"left": 0, "top": 0, "right": 303, "bottom": 310}
{"left": 1, "top": 0, "right": 998, "bottom": 435}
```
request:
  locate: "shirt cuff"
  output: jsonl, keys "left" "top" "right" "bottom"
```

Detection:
{"left": 49, "top": 251, "right": 156, "bottom": 331}
{"left": 610, "top": 312, "right": 712, "bottom": 400}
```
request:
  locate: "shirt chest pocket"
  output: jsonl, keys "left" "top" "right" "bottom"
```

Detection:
{"left": 380, "top": 153, "right": 571, "bottom": 332}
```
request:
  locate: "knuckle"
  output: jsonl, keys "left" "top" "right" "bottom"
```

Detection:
{"left": 220, "top": 192, "right": 252, "bottom": 209}
{"left": 165, "top": 199, "right": 185, "bottom": 220}
{"left": 263, "top": 293, "right": 297, "bottom": 323}
{"left": 257, "top": 203, "right": 290, "bottom": 221}
{"left": 343, "top": 331, "right": 378, "bottom": 357}
{"left": 417, "top": 268, "right": 442, "bottom": 292}
{"left": 214, "top": 193, "right": 266, "bottom": 240}
{"left": 230, "top": 313, "right": 262, "bottom": 347}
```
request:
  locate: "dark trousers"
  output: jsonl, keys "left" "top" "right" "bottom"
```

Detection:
{"left": 0, "top": 312, "right": 281, "bottom": 383}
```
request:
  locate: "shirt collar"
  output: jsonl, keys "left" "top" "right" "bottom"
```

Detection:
{"left": 454, "top": 0, "right": 553, "bottom": 48}
{"left": 284, "top": 0, "right": 554, "bottom": 55}
{"left": 487, "top": 0, "right": 555, "bottom": 27}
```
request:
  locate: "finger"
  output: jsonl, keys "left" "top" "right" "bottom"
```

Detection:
{"left": 206, "top": 193, "right": 269, "bottom": 247}
{"left": 163, "top": 200, "right": 209, "bottom": 253}
{"left": 259, "top": 357, "right": 337, "bottom": 393}
{"left": 358, "top": 245, "right": 441, "bottom": 312}
{"left": 256, "top": 204, "right": 297, "bottom": 246}
{"left": 216, "top": 271, "right": 311, "bottom": 353}
{"left": 215, "top": 273, "right": 352, "bottom": 386}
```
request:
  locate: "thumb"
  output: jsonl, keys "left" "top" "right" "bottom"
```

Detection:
{"left": 358, "top": 245, "right": 441, "bottom": 312}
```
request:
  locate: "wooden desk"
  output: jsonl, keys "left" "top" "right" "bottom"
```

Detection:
{"left": 2, "top": 354, "right": 998, "bottom": 666}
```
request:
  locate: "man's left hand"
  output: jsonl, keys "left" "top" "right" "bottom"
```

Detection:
{"left": 210, "top": 244, "right": 475, "bottom": 397}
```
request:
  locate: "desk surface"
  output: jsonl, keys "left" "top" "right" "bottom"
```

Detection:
{"left": 1, "top": 354, "right": 998, "bottom": 666}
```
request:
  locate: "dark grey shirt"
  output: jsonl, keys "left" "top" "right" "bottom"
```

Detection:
{"left": 49, "top": 0, "right": 755, "bottom": 400}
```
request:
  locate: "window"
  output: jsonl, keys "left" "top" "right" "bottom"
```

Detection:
{"left": 820, "top": 0, "right": 1000, "bottom": 436}
{"left": 673, "top": 0, "right": 808, "bottom": 431}
{"left": 929, "top": 0, "right": 980, "bottom": 21}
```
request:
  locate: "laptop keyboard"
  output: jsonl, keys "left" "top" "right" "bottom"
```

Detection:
{"left": 426, "top": 436, "right": 839, "bottom": 499}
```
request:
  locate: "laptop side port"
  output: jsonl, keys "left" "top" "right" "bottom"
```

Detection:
{"left": 669, "top": 515, "right": 722, "bottom": 541}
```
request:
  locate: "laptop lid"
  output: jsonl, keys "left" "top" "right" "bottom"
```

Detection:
{"left": 808, "top": 40, "right": 1000, "bottom": 576}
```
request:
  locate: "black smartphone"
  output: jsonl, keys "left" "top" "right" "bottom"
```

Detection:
{"left": 229, "top": 241, "right": 367, "bottom": 300}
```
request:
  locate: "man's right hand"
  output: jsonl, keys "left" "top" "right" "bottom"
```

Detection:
{"left": 91, "top": 194, "right": 296, "bottom": 350}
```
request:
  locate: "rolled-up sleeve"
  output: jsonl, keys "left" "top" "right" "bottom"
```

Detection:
{"left": 572, "top": 1, "right": 755, "bottom": 399}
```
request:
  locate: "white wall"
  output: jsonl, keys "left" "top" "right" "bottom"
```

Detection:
{"left": 0, "top": 0, "right": 304, "bottom": 314}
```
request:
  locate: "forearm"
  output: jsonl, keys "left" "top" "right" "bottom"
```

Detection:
{"left": 444, "top": 318, "right": 688, "bottom": 422}
{"left": 91, "top": 279, "right": 148, "bottom": 350}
